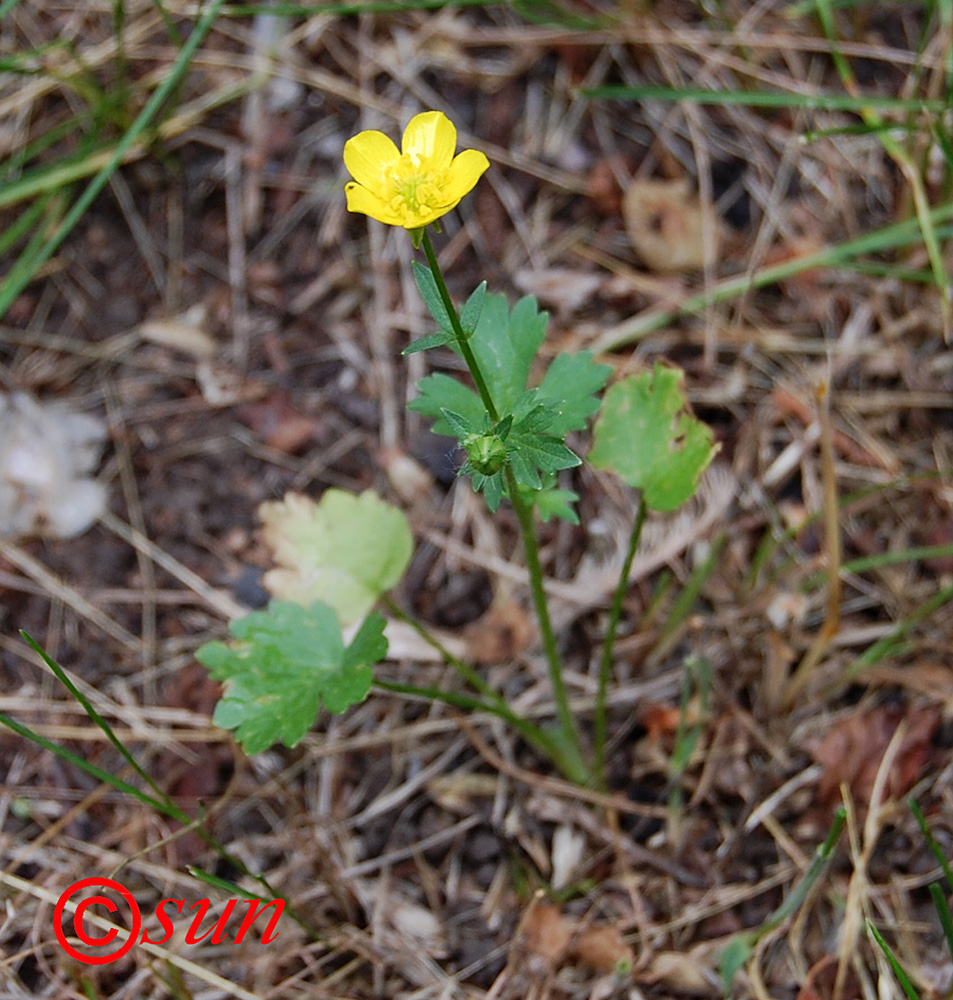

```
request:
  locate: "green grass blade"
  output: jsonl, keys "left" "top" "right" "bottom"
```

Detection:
{"left": 761, "top": 808, "right": 845, "bottom": 933}
{"left": 0, "top": 193, "right": 56, "bottom": 258}
{"left": 590, "top": 202, "right": 953, "bottom": 353}
{"left": 594, "top": 495, "right": 647, "bottom": 789}
{"left": 21, "top": 631, "right": 170, "bottom": 803}
{"left": 186, "top": 866, "right": 274, "bottom": 902}
{"left": 670, "top": 655, "right": 711, "bottom": 776}
{"left": 722, "top": 809, "right": 845, "bottom": 993}
{"left": 813, "top": 0, "right": 951, "bottom": 337}
{"left": 804, "top": 542, "right": 953, "bottom": 585}
{"left": 846, "top": 579, "right": 953, "bottom": 677}
{"left": 868, "top": 920, "right": 922, "bottom": 1000}
{"left": 662, "top": 533, "right": 727, "bottom": 641}
{"left": 4, "top": 642, "right": 305, "bottom": 929}
{"left": 0, "top": 111, "right": 99, "bottom": 185}
{"left": 929, "top": 883, "right": 953, "bottom": 965}
{"left": 580, "top": 85, "right": 946, "bottom": 114}
{"left": 786, "top": 0, "right": 906, "bottom": 12}
{"left": 0, "top": 151, "right": 114, "bottom": 211}
{"left": 374, "top": 678, "right": 567, "bottom": 769}
{"left": 910, "top": 799, "right": 953, "bottom": 893}
{"left": 222, "top": 0, "right": 496, "bottom": 13}
{"left": 0, "top": 708, "right": 181, "bottom": 819}
{"left": 149, "top": 0, "right": 184, "bottom": 47}
{"left": 0, "top": 0, "right": 228, "bottom": 321}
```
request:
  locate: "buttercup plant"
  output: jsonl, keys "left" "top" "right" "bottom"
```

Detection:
{"left": 197, "top": 111, "right": 718, "bottom": 787}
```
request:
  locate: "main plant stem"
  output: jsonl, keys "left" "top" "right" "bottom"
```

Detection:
{"left": 419, "top": 229, "right": 589, "bottom": 783}
{"left": 505, "top": 466, "right": 588, "bottom": 782}
{"left": 593, "top": 494, "right": 646, "bottom": 789}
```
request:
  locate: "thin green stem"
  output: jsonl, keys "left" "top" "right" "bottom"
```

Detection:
{"left": 420, "top": 229, "right": 498, "bottom": 421}
{"left": 381, "top": 595, "right": 498, "bottom": 702}
{"left": 593, "top": 495, "right": 646, "bottom": 789}
{"left": 380, "top": 596, "right": 580, "bottom": 773}
{"left": 375, "top": 678, "right": 500, "bottom": 714}
{"left": 373, "top": 678, "right": 564, "bottom": 764}
{"left": 505, "top": 466, "right": 588, "bottom": 783}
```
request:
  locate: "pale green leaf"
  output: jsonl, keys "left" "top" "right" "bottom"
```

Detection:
{"left": 719, "top": 935, "right": 753, "bottom": 994}
{"left": 533, "top": 486, "right": 580, "bottom": 524}
{"left": 259, "top": 490, "right": 413, "bottom": 626}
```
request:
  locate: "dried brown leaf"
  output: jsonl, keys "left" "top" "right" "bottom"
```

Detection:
{"left": 522, "top": 902, "right": 573, "bottom": 967}
{"left": 569, "top": 924, "right": 634, "bottom": 974}
{"left": 809, "top": 704, "right": 940, "bottom": 809}
{"left": 623, "top": 177, "right": 719, "bottom": 273}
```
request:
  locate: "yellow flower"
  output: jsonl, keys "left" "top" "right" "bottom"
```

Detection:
{"left": 344, "top": 111, "right": 489, "bottom": 229}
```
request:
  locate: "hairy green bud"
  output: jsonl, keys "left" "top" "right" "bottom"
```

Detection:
{"left": 463, "top": 432, "right": 506, "bottom": 476}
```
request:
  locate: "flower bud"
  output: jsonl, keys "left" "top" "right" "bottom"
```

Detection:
{"left": 463, "top": 432, "right": 506, "bottom": 476}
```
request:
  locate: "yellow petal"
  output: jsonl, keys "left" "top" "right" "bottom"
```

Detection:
{"left": 345, "top": 182, "right": 403, "bottom": 225}
{"left": 402, "top": 111, "right": 456, "bottom": 170}
{"left": 444, "top": 149, "right": 490, "bottom": 203}
{"left": 344, "top": 130, "right": 400, "bottom": 196}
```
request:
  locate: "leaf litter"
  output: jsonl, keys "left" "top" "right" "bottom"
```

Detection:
{"left": 1, "top": 3, "right": 952, "bottom": 999}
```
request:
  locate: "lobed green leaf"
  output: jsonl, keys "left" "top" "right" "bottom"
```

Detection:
{"left": 408, "top": 373, "right": 484, "bottom": 435}
{"left": 589, "top": 363, "right": 718, "bottom": 511}
{"left": 197, "top": 601, "right": 385, "bottom": 754}
{"left": 535, "top": 351, "right": 612, "bottom": 435}
{"left": 469, "top": 292, "right": 547, "bottom": 413}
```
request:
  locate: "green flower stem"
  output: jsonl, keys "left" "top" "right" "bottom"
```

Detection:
{"left": 593, "top": 494, "right": 646, "bottom": 789}
{"left": 375, "top": 678, "right": 500, "bottom": 713}
{"left": 373, "top": 678, "right": 569, "bottom": 767}
{"left": 383, "top": 587, "right": 582, "bottom": 776}
{"left": 382, "top": 595, "right": 500, "bottom": 703}
{"left": 416, "top": 231, "right": 588, "bottom": 784}
{"left": 504, "top": 466, "right": 588, "bottom": 784}
{"left": 420, "top": 229, "right": 499, "bottom": 422}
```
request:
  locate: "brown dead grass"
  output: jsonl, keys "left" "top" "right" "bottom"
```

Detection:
{"left": 1, "top": 1, "right": 952, "bottom": 999}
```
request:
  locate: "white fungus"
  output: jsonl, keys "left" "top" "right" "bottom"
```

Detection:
{"left": 0, "top": 392, "right": 108, "bottom": 539}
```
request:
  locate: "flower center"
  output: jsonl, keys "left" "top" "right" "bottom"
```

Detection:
{"left": 388, "top": 153, "right": 444, "bottom": 217}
